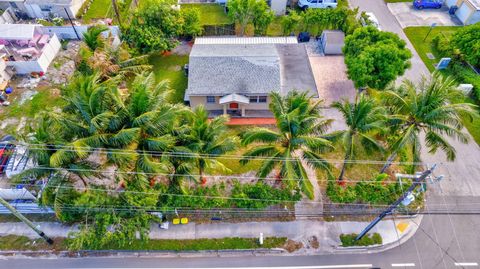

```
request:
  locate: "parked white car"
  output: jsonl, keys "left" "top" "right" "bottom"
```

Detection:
{"left": 361, "top": 12, "right": 382, "bottom": 31}
{"left": 297, "top": 0, "right": 338, "bottom": 10}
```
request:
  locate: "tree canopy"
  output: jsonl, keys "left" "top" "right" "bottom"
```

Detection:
{"left": 227, "top": 0, "right": 273, "bottom": 36}
{"left": 343, "top": 26, "right": 412, "bottom": 90}
{"left": 452, "top": 23, "right": 480, "bottom": 67}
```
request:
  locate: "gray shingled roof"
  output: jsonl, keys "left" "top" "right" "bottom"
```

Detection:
{"left": 186, "top": 43, "right": 318, "bottom": 98}
{"left": 187, "top": 44, "right": 281, "bottom": 96}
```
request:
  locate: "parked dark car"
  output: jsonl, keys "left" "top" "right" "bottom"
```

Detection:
{"left": 413, "top": 0, "right": 442, "bottom": 9}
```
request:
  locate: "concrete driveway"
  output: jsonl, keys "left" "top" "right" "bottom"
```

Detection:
{"left": 388, "top": 2, "right": 462, "bottom": 28}
{"left": 308, "top": 56, "right": 356, "bottom": 106}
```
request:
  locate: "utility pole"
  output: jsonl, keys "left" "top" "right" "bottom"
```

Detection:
{"left": 64, "top": 8, "right": 80, "bottom": 40}
{"left": 0, "top": 197, "right": 54, "bottom": 244}
{"left": 355, "top": 164, "right": 437, "bottom": 241}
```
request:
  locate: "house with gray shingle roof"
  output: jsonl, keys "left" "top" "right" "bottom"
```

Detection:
{"left": 0, "top": 0, "right": 85, "bottom": 19}
{"left": 186, "top": 37, "right": 318, "bottom": 118}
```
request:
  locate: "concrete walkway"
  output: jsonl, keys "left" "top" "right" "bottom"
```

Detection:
{"left": 0, "top": 217, "right": 421, "bottom": 252}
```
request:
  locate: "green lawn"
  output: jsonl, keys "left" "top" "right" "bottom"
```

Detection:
{"left": 149, "top": 53, "right": 189, "bottom": 104}
{"left": 0, "top": 88, "right": 65, "bottom": 136}
{"left": 404, "top": 26, "right": 480, "bottom": 145}
{"left": 181, "top": 4, "right": 232, "bottom": 25}
{"left": 404, "top": 26, "right": 461, "bottom": 72}
{"left": 0, "top": 235, "right": 287, "bottom": 251}
{"left": 82, "top": 0, "right": 112, "bottom": 21}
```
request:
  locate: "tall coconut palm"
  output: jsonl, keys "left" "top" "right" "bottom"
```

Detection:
{"left": 380, "top": 73, "right": 477, "bottom": 173}
{"left": 182, "top": 106, "right": 237, "bottom": 183}
{"left": 332, "top": 94, "right": 386, "bottom": 182}
{"left": 241, "top": 91, "right": 333, "bottom": 199}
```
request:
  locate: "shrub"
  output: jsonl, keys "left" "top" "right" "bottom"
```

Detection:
{"left": 180, "top": 7, "right": 203, "bottom": 38}
{"left": 326, "top": 174, "right": 404, "bottom": 205}
{"left": 449, "top": 62, "right": 480, "bottom": 102}
{"left": 431, "top": 34, "right": 453, "bottom": 58}
{"left": 452, "top": 23, "right": 480, "bottom": 67}
{"left": 340, "top": 233, "right": 382, "bottom": 247}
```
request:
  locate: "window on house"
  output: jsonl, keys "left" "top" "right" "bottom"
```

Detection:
{"left": 206, "top": 96, "right": 216, "bottom": 103}
{"left": 249, "top": 96, "right": 267, "bottom": 103}
{"left": 259, "top": 96, "right": 267, "bottom": 103}
{"left": 39, "top": 5, "right": 53, "bottom": 12}
{"left": 249, "top": 96, "right": 258, "bottom": 103}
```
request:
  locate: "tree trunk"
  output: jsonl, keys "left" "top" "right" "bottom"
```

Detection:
{"left": 338, "top": 158, "right": 348, "bottom": 183}
{"left": 112, "top": 0, "right": 122, "bottom": 28}
{"left": 380, "top": 152, "right": 397, "bottom": 174}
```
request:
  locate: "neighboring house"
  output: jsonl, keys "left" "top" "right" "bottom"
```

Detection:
{"left": 185, "top": 37, "right": 318, "bottom": 118}
{"left": 446, "top": 0, "right": 480, "bottom": 25}
{"left": 0, "top": 0, "right": 85, "bottom": 19}
{"left": 321, "top": 30, "right": 345, "bottom": 55}
{"left": 0, "top": 24, "right": 61, "bottom": 74}
{"left": 215, "top": 0, "right": 288, "bottom": 15}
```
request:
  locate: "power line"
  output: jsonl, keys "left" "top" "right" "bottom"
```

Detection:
{"left": 14, "top": 142, "right": 431, "bottom": 166}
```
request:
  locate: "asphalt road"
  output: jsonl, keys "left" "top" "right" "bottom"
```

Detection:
{"left": 2, "top": 1, "right": 480, "bottom": 269}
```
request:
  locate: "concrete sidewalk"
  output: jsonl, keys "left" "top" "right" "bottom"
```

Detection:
{"left": 0, "top": 216, "right": 421, "bottom": 252}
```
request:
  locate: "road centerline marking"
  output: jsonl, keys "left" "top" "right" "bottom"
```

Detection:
{"left": 454, "top": 262, "right": 478, "bottom": 267}
{"left": 392, "top": 263, "right": 415, "bottom": 267}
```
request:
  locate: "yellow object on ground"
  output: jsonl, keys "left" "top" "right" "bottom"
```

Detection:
{"left": 396, "top": 222, "right": 409, "bottom": 233}
{"left": 181, "top": 217, "right": 188, "bottom": 224}
{"left": 173, "top": 218, "right": 180, "bottom": 225}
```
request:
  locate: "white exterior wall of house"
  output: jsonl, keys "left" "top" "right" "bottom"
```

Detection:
{"left": 446, "top": 0, "right": 480, "bottom": 25}
{"left": 0, "top": 58, "right": 11, "bottom": 84}
{"left": 189, "top": 96, "right": 271, "bottom": 111}
{"left": 6, "top": 34, "right": 61, "bottom": 74}
{"left": 2, "top": 0, "right": 85, "bottom": 19}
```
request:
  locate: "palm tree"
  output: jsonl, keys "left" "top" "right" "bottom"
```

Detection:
{"left": 241, "top": 91, "right": 333, "bottom": 199}
{"left": 380, "top": 73, "right": 477, "bottom": 173}
{"left": 332, "top": 94, "right": 386, "bottom": 183}
{"left": 183, "top": 106, "right": 237, "bottom": 183}
{"left": 83, "top": 25, "right": 109, "bottom": 51}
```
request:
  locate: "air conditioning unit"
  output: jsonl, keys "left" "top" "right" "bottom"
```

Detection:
{"left": 458, "top": 84, "right": 474, "bottom": 94}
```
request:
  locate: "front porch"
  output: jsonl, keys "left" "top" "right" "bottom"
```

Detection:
{"left": 209, "top": 109, "right": 273, "bottom": 118}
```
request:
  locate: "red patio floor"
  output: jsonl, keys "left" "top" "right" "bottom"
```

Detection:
{"left": 226, "top": 118, "right": 276, "bottom": 125}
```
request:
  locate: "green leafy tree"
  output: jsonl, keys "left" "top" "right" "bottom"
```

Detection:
{"left": 281, "top": 10, "right": 302, "bottom": 35}
{"left": 180, "top": 7, "right": 203, "bottom": 39}
{"left": 241, "top": 91, "right": 333, "bottom": 199}
{"left": 343, "top": 26, "right": 412, "bottom": 90}
{"left": 380, "top": 73, "right": 477, "bottom": 173}
{"left": 83, "top": 25, "right": 109, "bottom": 51}
{"left": 452, "top": 23, "right": 480, "bottom": 67}
{"left": 332, "top": 94, "right": 386, "bottom": 182}
{"left": 227, "top": 0, "right": 272, "bottom": 36}
{"left": 182, "top": 106, "right": 237, "bottom": 182}
{"left": 123, "top": 0, "right": 182, "bottom": 53}
{"left": 252, "top": 2, "right": 275, "bottom": 36}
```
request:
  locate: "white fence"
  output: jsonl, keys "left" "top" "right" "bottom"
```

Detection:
{"left": 6, "top": 34, "right": 61, "bottom": 74}
{"left": 42, "top": 25, "right": 120, "bottom": 40}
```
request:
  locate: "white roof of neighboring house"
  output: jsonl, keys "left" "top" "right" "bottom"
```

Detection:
{"left": 0, "top": 188, "right": 36, "bottom": 200}
{"left": 195, "top": 36, "right": 298, "bottom": 45}
{"left": 0, "top": 24, "right": 39, "bottom": 40}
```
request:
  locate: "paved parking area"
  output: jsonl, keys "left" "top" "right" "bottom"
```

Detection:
{"left": 388, "top": 2, "right": 462, "bottom": 28}
{"left": 308, "top": 56, "right": 356, "bottom": 106}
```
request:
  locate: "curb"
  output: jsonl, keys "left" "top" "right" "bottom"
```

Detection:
{"left": 0, "top": 248, "right": 286, "bottom": 259}
{"left": 331, "top": 214, "right": 424, "bottom": 255}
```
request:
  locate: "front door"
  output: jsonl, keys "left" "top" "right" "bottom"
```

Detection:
{"left": 229, "top": 103, "right": 239, "bottom": 110}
